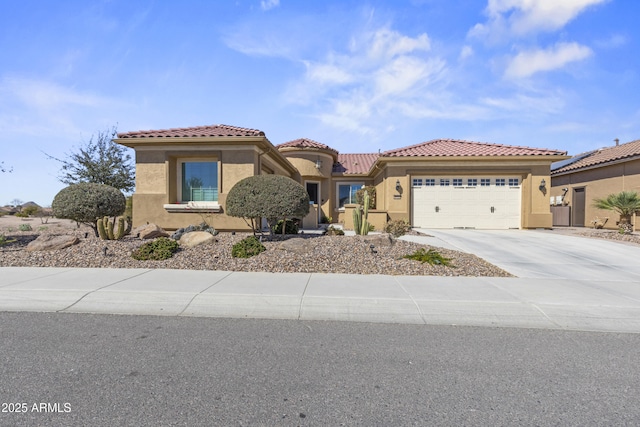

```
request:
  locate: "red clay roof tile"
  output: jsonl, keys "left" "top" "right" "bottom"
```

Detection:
{"left": 382, "top": 139, "right": 566, "bottom": 157}
{"left": 276, "top": 138, "right": 339, "bottom": 156}
{"left": 552, "top": 139, "right": 640, "bottom": 174}
{"left": 117, "top": 124, "right": 265, "bottom": 138}
{"left": 333, "top": 153, "right": 379, "bottom": 175}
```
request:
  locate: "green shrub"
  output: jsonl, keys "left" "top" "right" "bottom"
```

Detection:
{"left": 403, "top": 248, "right": 453, "bottom": 266}
{"left": 325, "top": 225, "right": 344, "bottom": 236}
{"left": 52, "top": 183, "right": 126, "bottom": 237}
{"left": 385, "top": 219, "right": 412, "bottom": 237}
{"left": 22, "top": 206, "right": 39, "bottom": 216}
{"left": 273, "top": 219, "right": 298, "bottom": 235}
{"left": 231, "top": 236, "right": 266, "bottom": 258}
{"left": 226, "top": 175, "right": 310, "bottom": 234}
{"left": 18, "top": 224, "right": 32, "bottom": 231}
{"left": 0, "top": 234, "right": 16, "bottom": 246}
{"left": 14, "top": 212, "right": 29, "bottom": 218}
{"left": 131, "top": 237, "right": 180, "bottom": 261}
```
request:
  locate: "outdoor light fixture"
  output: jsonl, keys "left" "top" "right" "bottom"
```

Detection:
{"left": 395, "top": 179, "right": 401, "bottom": 192}
{"left": 315, "top": 159, "right": 322, "bottom": 169}
{"left": 539, "top": 179, "right": 546, "bottom": 191}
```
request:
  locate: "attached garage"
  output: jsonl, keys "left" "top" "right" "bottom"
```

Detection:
{"left": 411, "top": 176, "right": 521, "bottom": 229}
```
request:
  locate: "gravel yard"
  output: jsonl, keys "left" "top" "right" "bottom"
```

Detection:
{"left": 0, "top": 217, "right": 511, "bottom": 277}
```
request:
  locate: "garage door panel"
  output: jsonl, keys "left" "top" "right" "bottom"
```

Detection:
{"left": 412, "top": 177, "right": 521, "bottom": 229}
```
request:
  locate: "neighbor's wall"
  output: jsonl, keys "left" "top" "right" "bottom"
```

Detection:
{"left": 550, "top": 159, "right": 640, "bottom": 229}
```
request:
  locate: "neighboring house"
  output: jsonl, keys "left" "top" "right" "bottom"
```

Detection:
{"left": 116, "top": 124, "right": 567, "bottom": 231}
{"left": 551, "top": 139, "right": 640, "bottom": 228}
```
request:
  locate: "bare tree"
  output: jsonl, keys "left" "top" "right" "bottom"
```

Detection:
{"left": 44, "top": 126, "right": 135, "bottom": 193}
{"left": 0, "top": 161, "right": 11, "bottom": 173}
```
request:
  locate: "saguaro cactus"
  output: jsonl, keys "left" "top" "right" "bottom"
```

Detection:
{"left": 97, "top": 216, "right": 131, "bottom": 240}
{"left": 352, "top": 190, "right": 371, "bottom": 235}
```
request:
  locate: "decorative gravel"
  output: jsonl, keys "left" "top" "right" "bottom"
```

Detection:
{"left": 0, "top": 223, "right": 511, "bottom": 277}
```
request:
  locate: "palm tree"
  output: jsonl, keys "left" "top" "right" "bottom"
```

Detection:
{"left": 593, "top": 191, "right": 640, "bottom": 233}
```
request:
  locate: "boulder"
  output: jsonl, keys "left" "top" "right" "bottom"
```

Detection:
{"left": 134, "top": 223, "right": 169, "bottom": 239}
{"left": 277, "top": 238, "right": 313, "bottom": 255}
{"left": 26, "top": 234, "right": 79, "bottom": 252}
{"left": 179, "top": 231, "right": 215, "bottom": 248}
{"left": 357, "top": 233, "right": 395, "bottom": 247}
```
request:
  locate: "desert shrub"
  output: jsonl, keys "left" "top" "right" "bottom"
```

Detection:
{"left": 14, "top": 212, "right": 29, "bottom": 218}
{"left": 384, "top": 219, "right": 412, "bottom": 237}
{"left": 273, "top": 219, "right": 299, "bottom": 235}
{"left": 18, "top": 224, "right": 32, "bottom": 231}
{"left": 231, "top": 236, "right": 266, "bottom": 258}
{"left": 0, "top": 234, "right": 16, "bottom": 246}
{"left": 325, "top": 225, "right": 344, "bottom": 236}
{"left": 226, "top": 175, "right": 310, "bottom": 235}
{"left": 22, "top": 206, "right": 39, "bottom": 216}
{"left": 403, "top": 248, "right": 453, "bottom": 266}
{"left": 356, "top": 186, "right": 376, "bottom": 209}
{"left": 52, "top": 183, "right": 125, "bottom": 236}
{"left": 131, "top": 237, "right": 179, "bottom": 261}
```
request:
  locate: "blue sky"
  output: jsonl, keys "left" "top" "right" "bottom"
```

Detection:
{"left": 1, "top": 0, "right": 638, "bottom": 206}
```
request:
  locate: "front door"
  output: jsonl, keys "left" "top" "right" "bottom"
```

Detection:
{"left": 306, "top": 182, "right": 320, "bottom": 222}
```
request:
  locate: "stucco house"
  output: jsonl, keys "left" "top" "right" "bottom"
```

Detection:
{"left": 115, "top": 124, "right": 568, "bottom": 231}
{"left": 550, "top": 139, "right": 640, "bottom": 229}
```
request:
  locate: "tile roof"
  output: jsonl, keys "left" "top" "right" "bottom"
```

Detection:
{"left": 117, "top": 124, "right": 265, "bottom": 139}
{"left": 381, "top": 139, "right": 567, "bottom": 157}
{"left": 552, "top": 139, "right": 640, "bottom": 174}
{"left": 276, "top": 138, "right": 339, "bottom": 156}
{"left": 333, "top": 153, "right": 379, "bottom": 175}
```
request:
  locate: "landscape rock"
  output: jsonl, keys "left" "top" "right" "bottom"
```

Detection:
{"left": 276, "top": 238, "right": 314, "bottom": 255}
{"left": 134, "top": 223, "right": 169, "bottom": 239}
{"left": 26, "top": 234, "right": 79, "bottom": 252}
{"left": 179, "top": 231, "right": 216, "bottom": 248}
{"left": 357, "top": 233, "right": 396, "bottom": 247}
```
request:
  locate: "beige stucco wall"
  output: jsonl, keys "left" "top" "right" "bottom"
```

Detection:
{"left": 130, "top": 145, "right": 294, "bottom": 231}
{"left": 551, "top": 159, "right": 640, "bottom": 229}
{"left": 280, "top": 150, "right": 335, "bottom": 223}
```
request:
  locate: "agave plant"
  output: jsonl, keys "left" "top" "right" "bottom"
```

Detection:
{"left": 592, "top": 191, "right": 640, "bottom": 233}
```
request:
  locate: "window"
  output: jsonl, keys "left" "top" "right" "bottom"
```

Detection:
{"left": 453, "top": 178, "right": 463, "bottom": 186}
{"left": 180, "top": 161, "right": 218, "bottom": 202}
{"left": 480, "top": 178, "right": 491, "bottom": 186}
{"left": 509, "top": 178, "right": 520, "bottom": 186}
{"left": 425, "top": 179, "right": 436, "bottom": 186}
{"left": 440, "top": 179, "right": 450, "bottom": 186}
{"left": 467, "top": 178, "right": 477, "bottom": 187}
{"left": 495, "top": 178, "right": 506, "bottom": 186}
{"left": 412, "top": 178, "right": 423, "bottom": 187}
{"left": 338, "top": 183, "right": 362, "bottom": 208}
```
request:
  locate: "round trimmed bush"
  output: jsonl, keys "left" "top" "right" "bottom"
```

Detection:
{"left": 52, "top": 183, "right": 125, "bottom": 235}
{"left": 231, "top": 236, "right": 266, "bottom": 258}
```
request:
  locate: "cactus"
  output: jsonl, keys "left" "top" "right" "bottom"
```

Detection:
{"left": 353, "top": 190, "right": 371, "bottom": 235}
{"left": 97, "top": 216, "right": 130, "bottom": 240}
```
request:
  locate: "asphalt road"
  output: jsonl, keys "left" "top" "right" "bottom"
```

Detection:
{"left": 1, "top": 312, "right": 639, "bottom": 426}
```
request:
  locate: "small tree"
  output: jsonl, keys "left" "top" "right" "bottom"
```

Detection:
{"left": 226, "top": 175, "right": 310, "bottom": 236}
{"left": 593, "top": 191, "right": 640, "bottom": 234}
{"left": 52, "top": 183, "right": 126, "bottom": 236}
{"left": 44, "top": 126, "right": 135, "bottom": 193}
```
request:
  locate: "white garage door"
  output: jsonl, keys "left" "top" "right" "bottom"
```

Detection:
{"left": 411, "top": 177, "right": 521, "bottom": 229}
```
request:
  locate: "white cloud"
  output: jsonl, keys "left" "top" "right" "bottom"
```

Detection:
{"left": 1, "top": 77, "right": 106, "bottom": 110}
{"left": 473, "top": 0, "right": 608, "bottom": 39}
{"left": 260, "top": 0, "right": 280, "bottom": 11}
{"left": 459, "top": 45, "right": 474, "bottom": 60}
{"left": 505, "top": 42, "right": 592, "bottom": 78}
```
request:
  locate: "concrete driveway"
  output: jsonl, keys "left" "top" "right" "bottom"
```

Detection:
{"left": 413, "top": 229, "right": 640, "bottom": 280}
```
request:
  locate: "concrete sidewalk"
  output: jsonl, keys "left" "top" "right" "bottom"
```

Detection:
{"left": 2, "top": 266, "right": 640, "bottom": 333}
